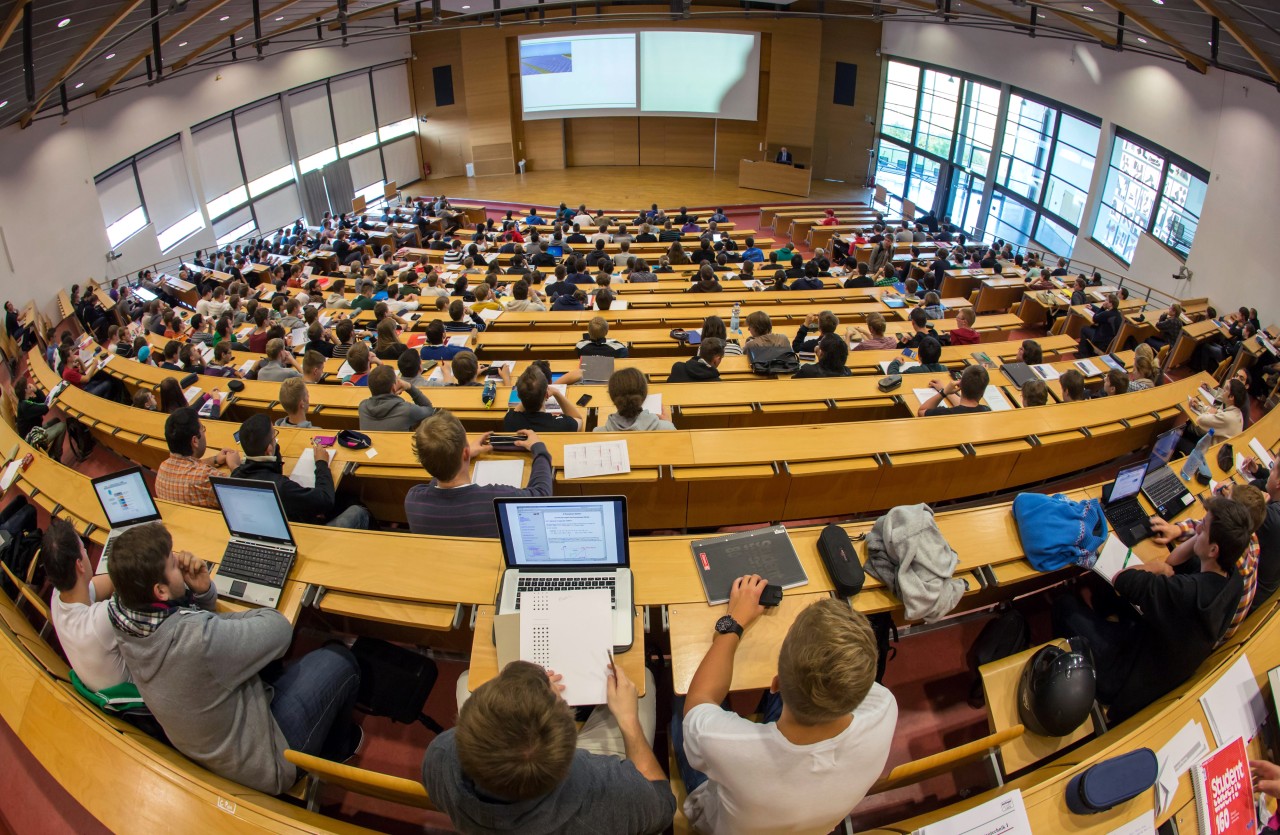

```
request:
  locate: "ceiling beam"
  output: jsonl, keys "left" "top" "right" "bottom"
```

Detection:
{"left": 326, "top": 1, "right": 410, "bottom": 31}
{"left": 95, "top": 0, "right": 240, "bottom": 97}
{"left": 20, "top": 0, "right": 147, "bottom": 127}
{"left": 1190, "top": 0, "right": 1280, "bottom": 84}
{"left": 1088, "top": 0, "right": 1207, "bottom": 72}
{"left": 1041, "top": 8, "right": 1118, "bottom": 45}
{"left": 0, "top": 1, "right": 31, "bottom": 57}
{"left": 169, "top": 0, "right": 313, "bottom": 72}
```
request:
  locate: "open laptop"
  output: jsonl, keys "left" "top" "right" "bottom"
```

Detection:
{"left": 1140, "top": 425, "right": 1195, "bottom": 520}
{"left": 209, "top": 477, "right": 298, "bottom": 608}
{"left": 1101, "top": 461, "right": 1155, "bottom": 547}
{"left": 90, "top": 467, "right": 162, "bottom": 576}
{"left": 580, "top": 355, "right": 615, "bottom": 385}
{"left": 494, "top": 496, "right": 634, "bottom": 651}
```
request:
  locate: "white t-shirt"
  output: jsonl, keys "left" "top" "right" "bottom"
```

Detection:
{"left": 682, "top": 683, "right": 898, "bottom": 835}
{"left": 50, "top": 585, "right": 132, "bottom": 693}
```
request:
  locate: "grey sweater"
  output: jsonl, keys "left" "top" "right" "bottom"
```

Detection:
{"left": 358, "top": 385, "right": 435, "bottom": 431}
{"left": 422, "top": 730, "right": 675, "bottom": 834}
{"left": 594, "top": 411, "right": 675, "bottom": 432}
{"left": 113, "top": 584, "right": 296, "bottom": 794}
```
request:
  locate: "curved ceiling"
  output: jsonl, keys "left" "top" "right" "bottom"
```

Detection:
{"left": 0, "top": 0, "right": 1275, "bottom": 130}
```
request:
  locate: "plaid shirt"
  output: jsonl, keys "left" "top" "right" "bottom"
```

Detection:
{"left": 156, "top": 454, "right": 220, "bottom": 509}
{"left": 1173, "top": 519, "right": 1258, "bottom": 642}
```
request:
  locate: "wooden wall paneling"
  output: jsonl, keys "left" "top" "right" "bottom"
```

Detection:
{"left": 648, "top": 117, "right": 715, "bottom": 167}
{"left": 566, "top": 118, "right": 639, "bottom": 167}
{"left": 764, "top": 20, "right": 821, "bottom": 152}
{"left": 459, "top": 28, "right": 516, "bottom": 175}
{"left": 409, "top": 30, "right": 470, "bottom": 179}
{"left": 522, "top": 119, "right": 567, "bottom": 171}
{"left": 811, "top": 18, "right": 884, "bottom": 185}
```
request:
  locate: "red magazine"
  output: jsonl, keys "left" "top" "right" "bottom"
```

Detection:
{"left": 1191, "top": 737, "right": 1257, "bottom": 835}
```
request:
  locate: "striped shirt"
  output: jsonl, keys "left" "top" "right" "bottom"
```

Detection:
{"left": 156, "top": 455, "right": 220, "bottom": 509}
{"left": 404, "top": 444, "right": 553, "bottom": 538}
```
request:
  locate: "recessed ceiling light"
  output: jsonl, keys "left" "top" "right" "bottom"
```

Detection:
{"left": 220, "top": 15, "right": 230, "bottom": 20}
{"left": 1137, "top": 37, "right": 1148, "bottom": 43}
{"left": 461, "top": 4, "right": 470, "bottom": 7}
{"left": 1037, "top": 12, "right": 1045, "bottom": 17}
{"left": 1082, "top": 4, "right": 1094, "bottom": 10}
{"left": 75, "top": 82, "right": 84, "bottom": 88}
{"left": 1152, "top": 0, "right": 1163, "bottom": 4}
{"left": 236, "top": 35, "right": 243, "bottom": 40}
{"left": 178, "top": 41, "right": 187, "bottom": 46}
{"left": 275, "top": 15, "right": 284, "bottom": 20}
{"left": 0, "top": 101, "right": 8, "bottom": 108}
{"left": 57, "top": 17, "right": 71, "bottom": 28}
{"left": 104, "top": 53, "right": 115, "bottom": 59}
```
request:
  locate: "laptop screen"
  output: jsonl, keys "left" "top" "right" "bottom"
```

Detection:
{"left": 1109, "top": 462, "right": 1147, "bottom": 503}
{"left": 92, "top": 468, "right": 160, "bottom": 527}
{"left": 495, "top": 497, "right": 629, "bottom": 569}
{"left": 1146, "top": 425, "right": 1186, "bottom": 475}
{"left": 212, "top": 479, "right": 293, "bottom": 545}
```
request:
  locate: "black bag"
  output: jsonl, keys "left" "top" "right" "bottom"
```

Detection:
{"left": 967, "top": 609, "right": 1030, "bottom": 706}
{"left": 817, "top": 524, "right": 865, "bottom": 597}
{"left": 867, "top": 612, "right": 898, "bottom": 684}
{"left": 748, "top": 345, "right": 800, "bottom": 376}
{"left": 0, "top": 497, "right": 42, "bottom": 596}
{"left": 66, "top": 417, "right": 96, "bottom": 462}
{"left": 350, "top": 637, "right": 443, "bottom": 732}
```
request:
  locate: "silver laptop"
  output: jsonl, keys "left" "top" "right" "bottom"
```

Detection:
{"left": 1141, "top": 425, "right": 1194, "bottom": 520}
{"left": 580, "top": 354, "right": 615, "bottom": 385}
{"left": 90, "top": 467, "right": 161, "bottom": 576}
{"left": 494, "top": 496, "right": 634, "bottom": 651}
{"left": 209, "top": 477, "right": 298, "bottom": 608}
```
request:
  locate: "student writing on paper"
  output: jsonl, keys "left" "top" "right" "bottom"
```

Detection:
{"left": 674, "top": 580, "right": 898, "bottom": 835}
{"left": 1053, "top": 496, "right": 1250, "bottom": 723}
{"left": 595, "top": 369, "right": 675, "bottom": 433}
{"left": 405, "top": 411, "right": 550, "bottom": 538}
{"left": 504, "top": 365, "right": 585, "bottom": 433}
{"left": 423, "top": 660, "right": 673, "bottom": 835}
{"left": 917, "top": 365, "right": 992, "bottom": 417}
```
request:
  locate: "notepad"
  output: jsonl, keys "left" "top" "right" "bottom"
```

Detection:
{"left": 643, "top": 393, "right": 662, "bottom": 415}
{"left": 563, "top": 440, "right": 630, "bottom": 479}
{"left": 471, "top": 459, "right": 525, "bottom": 488}
{"left": 447, "top": 334, "right": 470, "bottom": 348}
{"left": 1248, "top": 438, "right": 1275, "bottom": 469}
{"left": 880, "top": 360, "right": 919, "bottom": 373}
{"left": 183, "top": 386, "right": 203, "bottom": 405}
{"left": 0, "top": 460, "right": 22, "bottom": 491}
{"left": 337, "top": 361, "right": 355, "bottom": 378}
{"left": 1155, "top": 720, "right": 1211, "bottom": 816}
{"left": 983, "top": 386, "right": 1012, "bottom": 412}
{"left": 478, "top": 308, "right": 504, "bottom": 322}
{"left": 1199, "top": 654, "right": 1265, "bottom": 747}
{"left": 1032, "top": 364, "right": 1060, "bottom": 380}
{"left": 1092, "top": 535, "right": 1135, "bottom": 584}
{"left": 519, "top": 589, "right": 612, "bottom": 707}
{"left": 1074, "top": 358, "right": 1103, "bottom": 377}
{"left": 1105, "top": 810, "right": 1155, "bottom": 835}
{"left": 288, "top": 447, "right": 335, "bottom": 490}
{"left": 913, "top": 789, "right": 1031, "bottom": 835}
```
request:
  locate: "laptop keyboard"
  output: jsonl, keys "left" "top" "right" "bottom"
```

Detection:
{"left": 515, "top": 576, "right": 616, "bottom": 609}
{"left": 1105, "top": 499, "right": 1148, "bottom": 532}
{"left": 219, "top": 541, "right": 292, "bottom": 588}
{"left": 1145, "top": 471, "right": 1186, "bottom": 506}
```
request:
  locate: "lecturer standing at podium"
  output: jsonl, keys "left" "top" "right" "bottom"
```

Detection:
{"left": 775, "top": 146, "right": 793, "bottom": 165}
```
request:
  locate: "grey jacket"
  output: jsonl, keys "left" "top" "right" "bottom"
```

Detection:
{"left": 113, "top": 584, "right": 297, "bottom": 794}
{"left": 358, "top": 385, "right": 435, "bottom": 431}
{"left": 865, "top": 503, "right": 966, "bottom": 622}
{"left": 595, "top": 410, "right": 675, "bottom": 432}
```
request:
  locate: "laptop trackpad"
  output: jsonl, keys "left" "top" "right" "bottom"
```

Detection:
{"left": 1128, "top": 525, "right": 1148, "bottom": 543}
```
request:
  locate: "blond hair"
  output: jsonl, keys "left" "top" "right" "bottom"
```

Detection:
{"left": 412, "top": 410, "right": 467, "bottom": 480}
{"left": 278, "top": 377, "right": 307, "bottom": 414}
{"left": 777, "top": 598, "right": 877, "bottom": 725}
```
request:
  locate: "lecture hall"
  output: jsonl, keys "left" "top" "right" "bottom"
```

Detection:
{"left": 1, "top": 0, "right": 1279, "bottom": 832}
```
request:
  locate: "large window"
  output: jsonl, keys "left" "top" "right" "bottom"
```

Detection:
{"left": 134, "top": 138, "right": 206, "bottom": 253}
{"left": 1092, "top": 131, "right": 1207, "bottom": 263}
{"left": 95, "top": 165, "right": 149, "bottom": 249}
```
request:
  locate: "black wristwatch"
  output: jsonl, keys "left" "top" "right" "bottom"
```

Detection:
{"left": 714, "top": 615, "right": 743, "bottom": 638}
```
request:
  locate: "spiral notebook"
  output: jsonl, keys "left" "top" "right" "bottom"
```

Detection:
{"left": 1189, "top": 736, "right": 1254, "bottom": 835}
{"left": 690, "top": 525, "right": 808, "bottom": 605}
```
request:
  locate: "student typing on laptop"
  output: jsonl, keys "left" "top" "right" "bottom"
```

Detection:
{"left": 107, "top": 522, "right": 363, "bottom": 794}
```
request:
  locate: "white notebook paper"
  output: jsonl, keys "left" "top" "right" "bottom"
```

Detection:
{"left": 519, "top": 589, "right": 612, "bottom": 706}
{"left": 913, "top": 789, "right": 1031, "bottom": 835}
{"left": 1032, "top": 364, "right": 1060, "bottom": 380}
{"left": 983, "top": 386, "right": 1012, "bottom": 412}
{"left": 1199, "top": 653, "right": 1265, "bottom": 747}
{"left": 288, "top": 447, "right": 336, "bottom": 490}
{"left": 563, "top": 440, "right": 630, "bottom": 479}
{"left": 472, "top": 459, "right": 525, "bottom": 488}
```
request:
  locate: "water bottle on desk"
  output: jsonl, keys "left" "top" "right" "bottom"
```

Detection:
{"left": 1180, "top": 428, "right": 1214, "bottom": 481}
{"left": 730, "top": 301, "right": 741, "bottom": 335}
{"left": 482, "top": 378, "right": 497, "bottom": 408}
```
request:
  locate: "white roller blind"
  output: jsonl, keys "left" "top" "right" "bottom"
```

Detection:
{"left": 95, "top": 167, "right": 142, "bottom": 227}
{"left": 136, "top": 141, "right": 198, "bottom": 232}
{"left": 330, "top": 74, "right": 376, "bottom": 144}
{"left": 192, "top": 118, "right": 244, "bottom": 202}
{"left": 348, "top": 148, "right": 384, "bottom": 191}
{"left": 235, "top": 101, "right": 291, "bottom": 182}
{"left": 214, "top": 206, "right": 256, "bottom": 245}
{"left": 288, "top": 85, "right": 336, "bottom": 159}
{"left": 372, "top": 65, "right": 411, "bottom": 126}
{"left": 381, "top": 137, "right": 420, "bottom": 186}
{"left": 253, "top": 184, "right": 303, "bottom": 231}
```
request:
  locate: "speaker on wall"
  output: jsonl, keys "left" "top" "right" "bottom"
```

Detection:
{"left": 834, "top": 62, "right": 857, "bottom": 107}
{"left": 433, "top": 65, "right": 455, "bottom": 107}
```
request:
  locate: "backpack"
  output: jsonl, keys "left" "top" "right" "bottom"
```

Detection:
{"left": 66, "top": 418, "right": 96, "bottom": 462}
{"left": 967, "top": 608, "right": 1031, "bottom": 707}
{"left": 23, "top": 424, "right": 49, "bottom": 452}
{"left": 867, "top": 612, "right": 899, "bottom": 684}
{"left": 350, "top": 637, "right": 444, "bottom": 733}
{"left": 748, "top": 345, "right": 800, "bottom": 377}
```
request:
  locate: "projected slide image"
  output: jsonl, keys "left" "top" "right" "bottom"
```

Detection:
{"left": 520, "top": 40, "right": 574, "bottom": 76}
{"left": 640, "top": 31, "right": 759, "bottom": 120}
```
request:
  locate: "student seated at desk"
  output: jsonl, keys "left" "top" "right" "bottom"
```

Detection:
{"left": 373, "top": 319, "right": 408, "bottom": 362}
{"left": 274, "top": 378, "right": 313, "bottom": 429}
{"left": 253, "top": 338, "right": 303, "bottom": 383}
{"left": 743, "top": 311, "right": 790, "bottom": 354}
{"left": 793, "top": 311, "right": 837, "bottom": 354}
{"left": 576, "top": 317, "right": 629, "bottom": 359}
{"left": 44, "top": 519, "right": 131, "bottom": 693}
{"left": 1092, "top": 368, "right": 1129, "bottom": 398}
{"left": 504, "top": 365, "right": 585, "bottom": 433}
{"left": 14, "top": 376, "right": 66, "bottom": 459}
{"left": 597, "top": 368, "right": 674, "bottom": 432}
{"left": 843, "top": 262, "right": 875, "bottom": 289}
{"left": 896, "top": 307, "right": 941, "bottom": 350}
{"left": 156, "top": 408, "right": 241, "bottom": 509}
{"left": 506, "top": 279, "right": 547, "bottom": 312}
{"left": 888, "top": 336, "right": 945, "bottom": 375}
{"left": 668, "top": 338, "right": 726, "bottom": 383}
{"left": 424, "top": 659, "right": 672, "bottom": 835}
{"left": 342, "top": 343, "right": 374, "bottom": 386}
{"left": 358, "top": 365, "right": 435, "bottom": 432}
{"left": 1059, "top": 369, "right": 1087, "bottom": 403}
{"left": 688, "top": 264, "right": 723, "bottom": 294}
{"left": 1143, "top": 302, "right": 1184, "bottom": 352}
{"left": 246, "top": 307, "right": 272, "bottom": 353}
{"left": 108, "top": 522, "right": 363, "bottom": 795}
{"left": 1079, "top": 293, "right": 1122, "bottom": 356}
{"left": 1186, "top": 378, "right": 1246, "bottom": 441}
{"left": 948, "top": 308, "right": 981, "bottom": 346}
{"left": 1018, "top": 338, "right": 1043, "bottom": 366}
{"left": 553, "top": 288, "right": 589, "bottom": 312}
{"left": 673, "top": 581, "right": 897, "bottom": 835}
{"left": 1021, "top": 378, "right": 1048, "bottom": 407}
{"left": 1054, "top": 495, "right": 1250, "bottom": 723}
{"left": 917, "top": 365, "right": 991, "bottom": 416}
{"left": 794, "top": 334, "right": 852, "bottom": 379}
{"left": 919, "top": 292, "right": 946, "bottom": 321}
{"left": 847, "top": 312, "right": 899, "bottom": 352}
{"left": 1129, "top": 346, "right": 1158, "bottom": 391}
{"left": 1239, "top": 458, "right": 1280, "bottom": 615}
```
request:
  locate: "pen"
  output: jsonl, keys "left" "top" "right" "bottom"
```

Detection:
{"left": 607, "top": 648, "right": 615, "bottom": 672}
{"left": 1121, "top": 549, "right": 1134, "bottom": 571}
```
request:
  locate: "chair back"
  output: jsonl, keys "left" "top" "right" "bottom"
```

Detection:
{"left": 868, "top": 725, "right": 1025, "bottom": 795}
{"left": 283, "top": 749, "right": 435, "bottom": 810}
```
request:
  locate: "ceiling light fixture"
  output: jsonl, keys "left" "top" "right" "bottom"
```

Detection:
{"left": 1082, "top": 4, "right": 1094, "bottom": 10}
{"left": 1137, "top": 36, "right": 1148, "bottom": 43}
{"left": 105, "top": 53, "right": 115, "bottom": 59}
{"left": 275, "top": 15, "right": 284, "bottom": 20}
{"left": 236, "top": 35, "right": 243, "bottom": 40}
{"left": 461, "top": 4, "right": 470, "bottom": 8}
{"left": 75, "top": 82, "right": 84, "bottom": 88}
{"left": 1152, "top": 0, "right": 1163, "bottom": 4}
{"left": 178, "top": 41, "right": 187, "bottom": 46}
{"left": 0, "top": 101, "right": 8, "bottom": 109}
{"left": 220, "top": 14, "right": 230, "bottom": 20}
{"left": 57, "top": 18, "right": 71, "bottom": 28}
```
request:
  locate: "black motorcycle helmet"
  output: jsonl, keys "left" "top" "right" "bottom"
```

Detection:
{"left": 1017, "top": 637, "right": 1096, "bottom": 737}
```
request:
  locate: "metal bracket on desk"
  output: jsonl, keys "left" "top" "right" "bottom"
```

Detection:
{"left": 50, "top": 503, "right": 63, "bottom": 518}
{"left": 1080, "top": 426, "right": 1092, "bottom": 438}
{"left": 83, "top": 522, "right": 97, "bottom": 538}
{"left": 660, "top": 605, "right": 670, "bottom": 633}
{"left": 979, "top": 564, "right": 999, "bottom": 588}
{"left": 960, "top": 443, "right": 976, "bottom": 456}
{"left": 824, "top": 398, "right": 838, "bottom": 410}
{"left": 469, "top": 605, "right": 478, "bottom": 630}
{"left": 642, "top": 606, "right": 651, "bottom": 634}
{"left": 451, "top": 604, "right": 463, "bottom": 630}
{"left": 1026, "top": 435, "right": 1042, "bottom": 447}
{"left": 1119, "top": 418, "right": 1131, "bottom": 429}
{"left": 26, "top": 486, "right": 39, "bottom": 500}
{"left": 137, "top": 434, "right": 150, "bottom": 443}
{"left": 873, "top": 452, "right": 894, "bottom": 467}
{"left": 267, "top": 400, "right": 279, "bottom": 410}
{"left": 301, "top": 584, "right": 321, "bottom": 607}
{"left": 750, "top": 402, "right": 763, "bottom": 412}
{"left": 671, "top": 405, "right": 682, "bottom": 418}
{"left": 313, "top": 405, "right": 325, "bottom": 415}
{"left": 892, "top": 394, "right": 905, "bottom": 408}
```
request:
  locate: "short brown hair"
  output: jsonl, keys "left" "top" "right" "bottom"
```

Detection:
{"left": 1060, "top": 369, "right": 1086, "bottom": 401}
{"left": 1202, "top": 496, "right": 1252, "bottom": 569}
{"left": 746, "top": 310, "right": 772, "bottom": 336}
{"left": 455, "top": 660, "right": 577, "bottom": 800}
{"left": 956, "top": 307, "right": 975, "bottom": 327}
{"left": 279, "top": 377, "right": 307, "bottom": 414}
{"left": 1021, "top": 378, "right": 1048, "bottom": 407}
{"left": 42, "top": 518, "right": 84, "bottom": 592}
{"left": 412, "top": 410, "right": 467, "bottom": 480}
{"left": 516, "top": 365, "right": 548, "bottom": 413}
{"left": 608, "top": 367, "right": 648, "bottom": 420}
{"left": 347, "top": 342, "right": 370, "bottom": 374}
{"left": 777, "top": 598, "right": 877, "bottom": 725}
{"left": 108, "top": 522, "right": 172, "bottom": 610}
{"left": 452, "top": 350, "right": 479, "bottom": 385}
{"left": 1106, "top": 367, "right": 1129, "bottom": 394}
{"left": 368, "top": 364, "right": 397, "bottom": 395}
{"left": 1232, "top": 483, "right": 1267, "bottom": 533}
{"left": 865, "top": 312, "right": 887, "bottom": 337}
{"left": 303, "top": 350, "right": 326, "bottom": 377}
{"left": 1020, "top": 339, "right": 1043, "bottom": 365}
{"left": 958, "top": 364, "right": 988, "bottom": 400}
{"left": 587, "top": 316, "right": 609, "bottom": 341}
